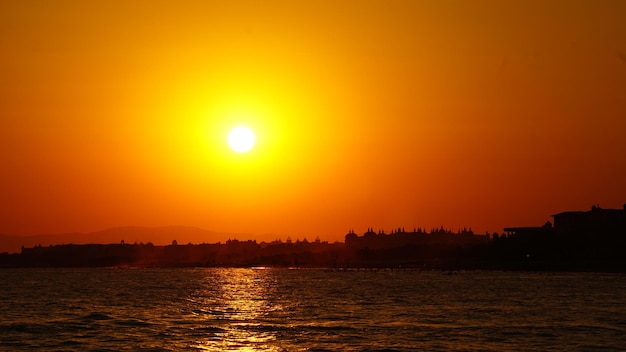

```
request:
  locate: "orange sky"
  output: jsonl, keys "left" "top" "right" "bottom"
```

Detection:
{"left": 1, "top": 0, "right": 625, "bottom": 244}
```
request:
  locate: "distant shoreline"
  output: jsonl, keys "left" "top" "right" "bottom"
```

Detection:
{"left": 4, "top": 204, "right": 626, "bottom": 272}
{"left": 2, "top": 235, "right": 625, "bottom": 273}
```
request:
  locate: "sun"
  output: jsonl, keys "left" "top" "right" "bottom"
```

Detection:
{"left": 227, "top": 126, "right": 256, "bottom": 153}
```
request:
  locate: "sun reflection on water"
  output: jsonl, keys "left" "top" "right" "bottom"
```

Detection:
{"left": 188, "top": 268, "right": 282, "bottom": 351}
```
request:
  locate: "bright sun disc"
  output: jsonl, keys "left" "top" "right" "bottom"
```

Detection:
{"left": 228, "top": 126, "right": 256, "bottom": 153}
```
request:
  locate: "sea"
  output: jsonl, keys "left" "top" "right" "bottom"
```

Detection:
{"left": 0, "top": 268, "right": 625, "bottom": 351}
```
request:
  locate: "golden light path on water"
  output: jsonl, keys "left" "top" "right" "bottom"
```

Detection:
{"left": 1, "top": 269, "right": 626, "bottom": 350}
{"left": 189, "top": 268, "right": 282, "bottom": 351}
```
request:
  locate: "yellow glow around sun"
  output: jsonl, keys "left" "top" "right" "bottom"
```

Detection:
{"left": 228, "top": 126, "right": 256, "bottom": 153}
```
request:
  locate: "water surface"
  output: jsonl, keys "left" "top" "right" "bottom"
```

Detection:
{"left": 1, "top": 268, "right": 625, "bottom": 351}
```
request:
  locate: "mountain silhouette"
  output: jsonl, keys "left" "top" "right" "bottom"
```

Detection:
{"left": 0, "top": 226, "right": 253, "bottom": 254}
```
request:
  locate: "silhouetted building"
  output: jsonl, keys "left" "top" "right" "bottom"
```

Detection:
{"left": 345, "top": 229, "right": 358, "bottom": 244}
{"left": 505, "top": 204, "right": 626, "bottom": 239}
{"left": 504, "top": 221, "right": 553, "bottom": 239}
{"left": 552, "top": 204, "right": 626, "bottom": 237}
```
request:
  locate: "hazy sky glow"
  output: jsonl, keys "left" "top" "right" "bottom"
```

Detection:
{"left": 1, "top": 0, "right": 625, "bottom": 243}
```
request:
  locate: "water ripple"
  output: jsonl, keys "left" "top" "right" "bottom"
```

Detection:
{"left": 1, "top": 269, "right": 625, "bottom": 351}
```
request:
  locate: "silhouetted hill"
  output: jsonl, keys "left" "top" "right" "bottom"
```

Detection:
{"left": 0, "top": 226, "right": 252, "bottom": 254}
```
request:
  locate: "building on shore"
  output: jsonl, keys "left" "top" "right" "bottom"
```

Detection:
{"left": 504, "top": 204, "right": 626, "bottom": 238}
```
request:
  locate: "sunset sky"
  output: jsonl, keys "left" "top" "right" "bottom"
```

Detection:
{"left": 1, "top": 0, "right": 625, "bottom": 244}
